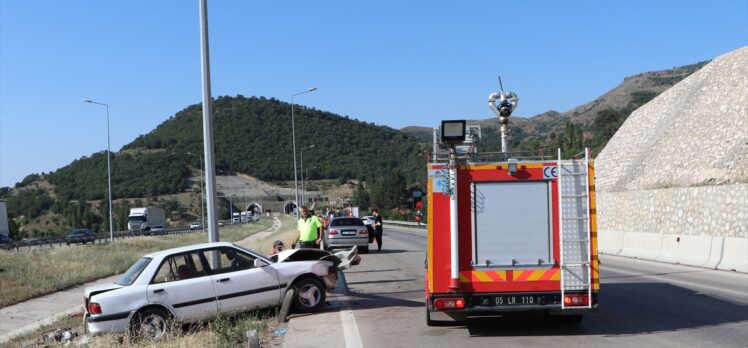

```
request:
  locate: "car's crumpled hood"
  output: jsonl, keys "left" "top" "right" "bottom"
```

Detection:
{"left": 272, "top": 246, "right": 361, "bottom": 271}
{"left": 84, "top": 282, "right": 124, "bottom": 298}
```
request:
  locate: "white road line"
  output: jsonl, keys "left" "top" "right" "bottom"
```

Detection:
{"left": 604, "top": 264, "right": 748, "bottom": 300}
{"left": 340, "top": 306, "right": 364, "bottom": 348}
{"left": 336, "top": 271, "right": 364, "bottom": 348}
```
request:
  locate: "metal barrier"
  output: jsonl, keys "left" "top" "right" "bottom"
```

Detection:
{"left": 383, "top": 220, "right": 427, "bottom": 229}
{"left": 0, "top": 219, "right": 262, "bottom": 252}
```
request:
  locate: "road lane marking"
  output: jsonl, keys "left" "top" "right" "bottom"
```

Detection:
{"left": 603, "top": 264, "right": 748, "bottom": 300}
{"left": 337, "top": 271, "right": 364, "bottom": 348}
{"left": 340, "top": 307, "right": 363, "bottom": 348}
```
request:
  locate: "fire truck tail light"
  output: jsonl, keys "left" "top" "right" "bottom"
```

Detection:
{"left": 563, "top": 294, "right": 589, "bottom": 306}
{"left": 433, "top": 297, "right": 466, "bottom": 310}
{"left": 88, "top": 302, "right": 102, "bottom": 314}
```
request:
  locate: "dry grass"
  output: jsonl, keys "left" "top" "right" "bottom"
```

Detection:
{"left": 234, "top": 215, "right": 298, "bottom": 255}
{"left": 4, "top": 215, "right": 300, "bottom": 347}
{"left": 0, "top": 219, "right": 274, "bottom": 308}
{"left": 4, "top": 310, "right": 278, "bottom": 348}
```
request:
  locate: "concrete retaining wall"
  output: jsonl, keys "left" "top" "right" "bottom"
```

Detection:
{"left": 598, "top": 184, "right": 748, "bottom": 273}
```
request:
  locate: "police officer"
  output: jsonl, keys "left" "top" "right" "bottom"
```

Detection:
{"left": 293, "top": 206, "right": 321, "bottom": 249}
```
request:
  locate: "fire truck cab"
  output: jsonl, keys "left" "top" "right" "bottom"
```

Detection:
{"left": 425, "top": 116, "right": 599, "bottom": 326}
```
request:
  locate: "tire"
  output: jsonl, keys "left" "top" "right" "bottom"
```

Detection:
{"left": 545, "top": 312, "right": 584, "bottom": 325}
{"left": 292, "top": 278, "right": 326, "bottom": 313}
{"left": 426, "top": 306, "right": 453, "bottom": 327}
{"left": 562, "top": 314, "right": 584, "bottom": 325}
{"left": 360, "top": 246, "right": 369, "bottom": 254}
{"left": 132, "top": 308, "right": 170, "bottom": 340}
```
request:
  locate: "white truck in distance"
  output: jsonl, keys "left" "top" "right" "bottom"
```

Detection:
{"left": 127, "top": 207, "right": 166, "bottom": 233}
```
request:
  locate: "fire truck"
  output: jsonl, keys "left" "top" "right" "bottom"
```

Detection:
{"left": 425, "top": 90, "right": 599, "bottom": 325}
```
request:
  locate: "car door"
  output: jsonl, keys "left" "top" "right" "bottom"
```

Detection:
{"left": 205, "top": 247, "right": 283, "bottom": 315}
{"left": 147, "top": 251, "right": 217, "bottom": 321}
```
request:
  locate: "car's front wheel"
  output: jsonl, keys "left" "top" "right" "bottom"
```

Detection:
{"left": 133, "top": 308, "right": 170, "bottom": 340}
{"left": 292, "top": 278, "right": 326, "bottom": 313}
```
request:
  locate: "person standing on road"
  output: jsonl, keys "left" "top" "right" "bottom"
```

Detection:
{"left": 372, "top": 209, "right": 383, "bottom": 251}
{"left": 293, "top": 206, "right": 322, "bottom": 249}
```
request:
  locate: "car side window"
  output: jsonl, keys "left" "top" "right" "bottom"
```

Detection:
{"left": 151, "top": 252, "right": 206, "bottom": 284}
{"left": 188, "top": 252, "right": 208, "bottom": 277}
{"left": 206, "top": 248, "right": 256, "bottom": 274}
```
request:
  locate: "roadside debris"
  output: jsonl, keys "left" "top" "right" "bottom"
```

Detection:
{"left": 23, "top": 328, "right": 79, "bottom": 347}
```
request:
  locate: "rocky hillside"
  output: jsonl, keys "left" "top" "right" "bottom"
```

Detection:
{"left": 597, "top": 46, "right": 748, "bottom": 191}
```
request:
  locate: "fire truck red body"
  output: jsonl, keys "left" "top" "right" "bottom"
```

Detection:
{"left": 425, "top": 143, "right": 599, "bottom": 325}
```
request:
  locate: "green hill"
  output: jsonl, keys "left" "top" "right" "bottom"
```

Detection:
{"left": 125, "top": 96, "right": 427, "bottom": 183}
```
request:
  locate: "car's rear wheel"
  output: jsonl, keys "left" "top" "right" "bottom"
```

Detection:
{"left": 360, "top": 246, "right": 369, "bottom": 254}
{"left": 132, "top": 308, "right": 170, "bottom": 340}
{"left": 292, "top": 278, "right": 326, "bottom": 313}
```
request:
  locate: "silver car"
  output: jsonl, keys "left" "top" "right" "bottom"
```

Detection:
{"left": 84, "top": 242, "right": 337, "bottom": 339}
{"left": 323, "top": 217, "right": 370, "bottom": 253}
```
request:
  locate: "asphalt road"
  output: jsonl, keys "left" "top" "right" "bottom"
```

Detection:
{"left": 281, "top": 226, "right": 748, "bottom": 348}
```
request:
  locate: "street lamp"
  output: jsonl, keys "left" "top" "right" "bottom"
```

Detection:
{"left": 291, "top": 87, "right": 317, "bottom": 218}
{"left": 300, "top": 144, "right": 315, "bottom": 205}
{"left": 187, "top": 152, "right": 205, "bottom": 232}
{"left": 304, "top": 166, "right": 318, "bottom": 205}
{"left": 83, "top": 99, "right": 114, "bottom": 243}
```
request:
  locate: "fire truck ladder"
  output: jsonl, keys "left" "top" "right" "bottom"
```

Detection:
{"left": 557, "top": 148, "right": 593, "bottom": 309}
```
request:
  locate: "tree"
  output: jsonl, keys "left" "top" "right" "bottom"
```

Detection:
{"left": 557, "top": 120, "right": 584, "bottom": 157}
{"left": 352, "top": 182, "right": 370, "bottom": 210}
{"left": 7, "top": 214, "right": 21, "bottom": 240}
{"left": 589, "top": 108, "right": 624, "bottom": 154}
{"left": 369, "top": 172, "right": 408, "bottom": 210}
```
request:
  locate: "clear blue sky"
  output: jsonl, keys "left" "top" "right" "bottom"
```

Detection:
{"left": 1, "top": 0, "right": 746, "bottom": 188}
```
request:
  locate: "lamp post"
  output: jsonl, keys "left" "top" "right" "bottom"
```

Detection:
{"left": 291, "top": 87, "right": 317, "bottom": 219}
{"left": 187, "top": 152, "right": 205, "bottom": 232}
{"left": 300, "top": 144, "right": 315, "bottom": 206}
{"left": 304, "top": 166, "right": 318, "bottom": 205}
{"left": 83, "top": 99, "right": 114, "bottom": 243}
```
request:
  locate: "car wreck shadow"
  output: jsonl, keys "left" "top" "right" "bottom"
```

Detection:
{"left": 364, "top": 249, "right": 422, "bottom": 254}
{"left": 462, "top": 282, "right": 748, "bottom": 337}
{"left": 341, "top": 289, "right": 425, "bottom": 310}
{"left": 345, "top": 278, "right": 418, "bottom": 286}
{"left": 344, "top": 268, "right": 401, "bottom": 274}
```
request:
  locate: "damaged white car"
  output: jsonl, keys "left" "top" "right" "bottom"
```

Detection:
{"left": 84, "top": 242, "right": 348, "bottom": 339}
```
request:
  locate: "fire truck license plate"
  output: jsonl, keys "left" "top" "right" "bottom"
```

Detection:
{"left": 485, "top": 295, "right": 545, "bottom": 306}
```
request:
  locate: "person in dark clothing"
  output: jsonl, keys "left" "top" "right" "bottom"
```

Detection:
{"left": 372, "top": 209, "right": 383, "bottom": 251}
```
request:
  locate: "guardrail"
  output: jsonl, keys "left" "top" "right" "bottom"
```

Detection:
{"left": 383, "top": 220, "right": 427, "bottom": 229}
{"left": 0, "top": 219, "right": 262, "bottom": 252}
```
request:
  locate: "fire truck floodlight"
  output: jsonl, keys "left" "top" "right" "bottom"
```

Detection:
{"left": 441, "top": 120, "right": 466, "bottom": 144}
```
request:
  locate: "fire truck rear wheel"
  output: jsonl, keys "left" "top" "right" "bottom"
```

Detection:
{"left": 426, "top": 307, "right": 453, "bottom": 326}
{"left": 562, "top": 314, "right": 584, "bottom": 325}
{"left": 545, "top": 312, "right": 584, "bottom": 325}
